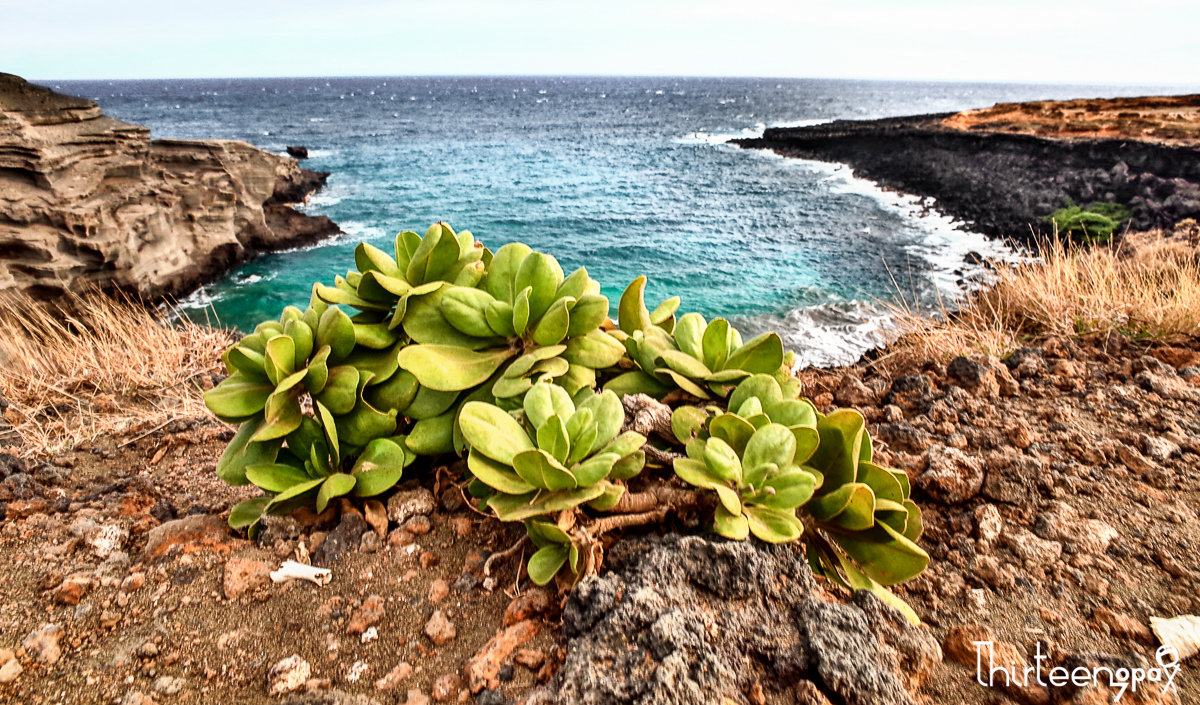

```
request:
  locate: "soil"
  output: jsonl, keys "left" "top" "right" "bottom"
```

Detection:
{"left": 943, "top": 95, "right": 1200, "bottom": 145}
{"left": 2, "top": 333, "right": 1200, "bottom": 704}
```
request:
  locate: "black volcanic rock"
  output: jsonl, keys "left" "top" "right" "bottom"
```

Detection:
{"left": 734, "top": 113, "right": 1200, "bottom": 243}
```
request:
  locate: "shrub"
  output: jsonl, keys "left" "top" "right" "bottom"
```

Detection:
{"left": 204, "top": 222, "right": 928, "bottom": 622}
{"left": 1044, "top": 199, "right": 1131, "bottom": 243}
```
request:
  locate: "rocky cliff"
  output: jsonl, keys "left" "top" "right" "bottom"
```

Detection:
{"left": 0, "top": 73, "right": 340, "bottom": 302}
{"left": 733, "top": 98, "right": 1200, "bottom": 244}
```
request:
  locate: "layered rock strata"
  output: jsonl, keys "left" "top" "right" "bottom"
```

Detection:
{"left": 0, "top": 73, "right": 339, "bottom": 302}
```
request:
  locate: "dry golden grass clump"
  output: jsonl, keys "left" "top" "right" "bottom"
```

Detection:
{"left": 885, "top": 227, "right": 1200, "bottom": 367}
{"left": 0, "top": 292, "right": 236, "bottom": 456}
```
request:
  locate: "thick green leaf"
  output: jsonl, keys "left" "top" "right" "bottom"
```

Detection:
{"left": 743, "top": 423, "right": 797, "bottom": 473}
{"left": 857, "top": 462, "right": 905, "bottom": 503}
{"left": 808, "top": 482, "right": 875, "bottom": 530}
{"left": 266, "top": 477, "right": 325, "bottom": 513}
{"left": 827, "top": 521, "right": 930, "bottom": 586}
{"left": 484, "top": 300, "right": 517, "bottom": 337}
{"left": 532, "top": 297, "right": 572, "bottom": 346}
{"left": 809, "top": 410, "right": 865, "bottom": 490}
{"left": 487, "top": 484, "right": 605, "bottom": 522}
{"left": 468, "top": 448, "right": 536, "bottom": 495}
{"left": 404, "top": 410, "right": 456, "bottom": 456}
{"left": 303, "top": 346, "right": 331, "bottom": 394}
{"left": 397, "top": 344, "right": 515, "bottom": 392}
{"left": 513, "top": 449, "right": 577, "bottom": 491}
{"left": 492, "top": 376, "right": 533, "bottom": 399}
{"left": 245, "top": 463, "right": 312, "bottom": 493}
{"left": 756, "top": 468, "right": 817, "bottom": 510}
{"left": 334, "top": 399, "right": 399, "bottom": 448}
{"left": 709, "top": 413, "right": 755, "bottom": 456}
{"left": 713, "top": 503, "right": 750, "bottom": 540}
{"left": 315, "top": 401, "right": 340, "bottom": 467}
{"left": 284, "top": 319, "right": 315, "bottom": 369}
{"left": 578, "top": 390, "right": 623, "bottom": 455}
{"left": 527, "top": 545, "right": 570, "bottom": 586}
{"left": 729, "top": 375, "right": 783, "bottom": 414}
{"left": 536, "top": 416, "right": 572, "bottom": 465}
{"left": 670, "top": 406, "right": 708, "bottom": 444}
{"left": 791, "top": 426, "right": 820, "bottom": 466}
{"left": 703, "top": 437, "right": 742, "bottom": 483}
{"left": 227, "top": 346, "right": 268, "bottom": 380}
{"left": 701, "top": 318, "right": 733, "bottom": 371}
{"left": 562, "top": 329, "right": 625, "bottom": 369}
{"left": 365, "top": 369, "right": 420, "bottom": 413}
{"left": 603, "top": 370, "right": 673, "bottom": 399}
{"left": 565, "top": 294, "right": 609, "bottom": 338}
{"left": 228, "top": 496, "right": 271, "bottom": 530}
{"left": 350, "top": 438, "right": 411, "bottom": 495}
{"left": 316, "top": 306, "right": 356, "bottom": 362}
{"left": 216, "top": 417, "right": 282, "bottom": 485}
{"left": 723, "top": 332, "right": 784, "bottom": 374}
{"left": 524, "top": 383, "right": 575, "bottom": 430}
{"left": 657, "top": 369, "right": 711, "bottom": 400}
{"left": 649, "top": 296, "right": 680, "bottom": 325}
{"left": 525, "top": 519, "right": 572, "bottom": 548}
{"left": 515, "top": 252, "right": 562, "bottom": 324}
{"left": 658, "top": 350, "right": 712, "bottom": 379}
{"left": 353, "top": 321, "right": 400, "bottom": 350}
{"left": 512, "top": 286, "right": 532, "bottom": 335}
{"left": 599, "top": 430, "right": 646, "bottom": 458}
{"left": 830, "top": 547, "right": 921, "bottom": 625}
{"left": 587, "top": 481, "right": 626, "bottom": 511}
{"left": 486, "top": 242, "right": 533, "bottom": 304}
{"left": 403, "top": 286, "right": 502, "bottom": 350}
{"left": 355, "top": 241, "right": 403, "bottom": 278}
{"left": 573, "top": 452, "right": 618, "bottom": 487}
{"left": 618, "top": 276, "right": 652, "bottom": 334}
{"left": 204, "top": 372, "right": 273, "bottom": 421}
{"left": 315, "top": 365, "right": 360, "bottom": 416}
{"left": 764, "top": 399, "right": 817, "bottom": 427}
{"left": 674, "top": 312, "right": 706, "bottom": 360}
{"left": 316, "top": 474, "right": 357, "bottom": 513}
{"left": 442, "top": 287, "right": 499, "bottom": 338}
{"left": 459, "top": 401, "right": 536, "bottom": 464}
{"left": 401, "top": 384, "right": 459, "bottom": 420}
{"left": 253, "top": 389, "right": 303, "bottom": 441}
{"left": 608, "top": 450, "right": 645, "bottom": 480}
{"left": 505, "top": 345, "right": 568, "bottom": 379}
{"left": 744, "top": 505, "right": 803, "bottom": 543}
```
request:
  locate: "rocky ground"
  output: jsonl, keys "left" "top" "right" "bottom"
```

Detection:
{"left": 1, "top": 334, "right": 1199, "bottom": 704}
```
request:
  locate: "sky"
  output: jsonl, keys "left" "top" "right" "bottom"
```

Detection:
{"left": 4, "top": 0, "right": 1199, "bottom": 85}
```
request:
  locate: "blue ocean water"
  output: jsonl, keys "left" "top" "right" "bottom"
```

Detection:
{"left": 52, "top": 76, "right": 1200, "bottom": 366}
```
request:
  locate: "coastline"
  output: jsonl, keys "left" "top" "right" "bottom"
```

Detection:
{"left": 732, "top": 103, "right": 1200, "bottom": 244}
{"left": 0, "top": 73, "right": 341, "bottom": 305}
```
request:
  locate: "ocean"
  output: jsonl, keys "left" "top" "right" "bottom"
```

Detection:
{"left": 50, "top": 76, "right": 1197, "bottom": 367}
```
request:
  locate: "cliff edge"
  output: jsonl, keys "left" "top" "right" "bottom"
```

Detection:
{"left": 0, "top": 73, "right": 340, "bottom": 302}
{"left": 733, "top": 95, "right": 1200, "bottom": 243}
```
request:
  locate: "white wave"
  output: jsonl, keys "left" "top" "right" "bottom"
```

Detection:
{"left": 733, "top": 299, "right": 892, "bottom": 370}
{"left": 177, "top": 286, "right": 225, "bottom": 310}
{"left": 305, "top": 193, "right": 342, "bottom": 207}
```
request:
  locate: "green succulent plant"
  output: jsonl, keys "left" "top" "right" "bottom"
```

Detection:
{"left": 459, "top": 386, "right": 644, "bottom": 522}
{"left": 390, "top": 242, "right": 625, "bottom": 456}
{"left": 204, "top": 300, "right": 414, "bottom": 535}
{"left": 669, "top": 374, "right": 928, "bottom": 623}
{"left": 204, "top": 222, "right": 932, "bottom": 623}
{"left": 458, "top": 385, "right": 646, "bottom": 585}
{"left": 605, "top": 277, "right": 787, "bottom": 400}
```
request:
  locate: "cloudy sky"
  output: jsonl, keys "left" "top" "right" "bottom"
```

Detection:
{"left": 5, "top": 0, "right": 1199, "bottom": 84}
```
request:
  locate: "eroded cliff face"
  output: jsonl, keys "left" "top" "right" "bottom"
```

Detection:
{"left": 0, "top": 73, "right": 340, "bottom": 301}
{"left": 734, "top": 104, "right": 1200, "bottom": 244}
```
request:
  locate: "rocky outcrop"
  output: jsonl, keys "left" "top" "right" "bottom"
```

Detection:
{"left": 526, "top": 534, "right": 941, "bottom": 705}
{"left": 733, "top": 106, "right": 1200, "bottom": 244}
{"left": 0, "top": 73, "right": 340, "bottom": 302}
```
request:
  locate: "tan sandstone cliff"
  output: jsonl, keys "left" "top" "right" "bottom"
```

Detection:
{"left": 0, "top": 73, "right": 339, "bottom": 301}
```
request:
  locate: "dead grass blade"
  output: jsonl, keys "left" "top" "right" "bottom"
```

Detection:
{"left": 0, "top": 290, "right": 236, "bottom": 457}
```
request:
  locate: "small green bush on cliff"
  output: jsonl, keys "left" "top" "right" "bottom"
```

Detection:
{"left": 203, "top": 222, "right": 929, "bottom": 623}
{"left": 1045, "top": 199, "right": 1131, "bottom": 243}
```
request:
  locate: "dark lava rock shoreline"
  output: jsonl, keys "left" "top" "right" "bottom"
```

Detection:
{"left": 733, "top": 113, "right": 1200, "bottom": 244}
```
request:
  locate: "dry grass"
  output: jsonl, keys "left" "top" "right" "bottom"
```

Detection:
{"left": 0, "top": 291, "right": 236, "bottom": 457}
{"left": 882, "top": 231, "right": 1200, "bottom": 368}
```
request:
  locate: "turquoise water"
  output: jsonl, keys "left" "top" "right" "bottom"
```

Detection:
{"left": 55, "top": 76, "right": 1199, "bottom": 365}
